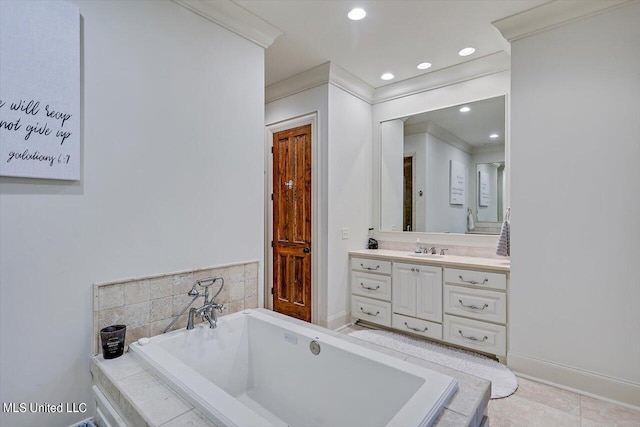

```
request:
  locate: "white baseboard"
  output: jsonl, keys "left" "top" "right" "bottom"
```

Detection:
{"left": 325, "top": 311, "right": 349, "bottom": 331}
{"left": 508, "top": 352, "right": 640, "bottom": 410}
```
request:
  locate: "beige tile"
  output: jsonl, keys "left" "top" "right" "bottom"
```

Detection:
{"left": 161, "top": 409, "right": 217, "bottom": 427}
{"left": 172, "top": 293, "right": 194, "bottom": 317}
{"left": 149, "top": 318, "right": 173, "bottom": 337}
{"left": 488, "top": 394, "right": 580, "bottom": 427}
{"left": 95, "top": 354, "right": 145, "bottom": 381}
{"left": 147, "top": 276, "right": 174, "bottom": 299}
{"left": 125, "top": 325, "right": 149, "bottom": 348}
{"left": 244, "top": 278, "right": 258, "bottom": 298}
{"left": 150, "top": 296, "right": 173, "bottom": 322}
{"left": 124, "top": 281, "right": 149, "bottom": 305}
{"left": 94, "top": 285, "right": 100, "bottom": 311}
{"left": 168, "top": 313, "right": 189, "bottom": 332}
{"left": 118, "top": 391, "right": 150, "bottom": 427}
{"left": 98, "top": 307, "right": 125, "bottom": 330}
{"left": 91, "top": 360, "right": 121, "bottom": 405}
{"left": 581, "top": 396, "right": 640, "bottom": 427}
{"left": 512, "top": 377, "right": 580, "bottom": 416}
{"left": 99, "top": 284, "right": 124, "bottom": 310}
{"left": 433, "top": 408, "right": 470, "bottom": 426}
{"left": 245, "top": 262, "right": 258, "bottom": 280}
{"left": 225, "top": 265, "right": 245, "bottom": 284}
{"left": 227, "top": 300, "right": 244, "bottom": 314}
{"left": 172, "top": 272, "right": 194, "bottom": 296}
{"left": 125, "top": 302, "right": 149, "bottom": 328}
{"left": 118, "top": 371, "right": 192, "bottom": 426}
{"left": 229, "top": 281, "right": 245, "bottom": 302}
{"left": 244, "top": 295, "right": 258, "bottom": 309}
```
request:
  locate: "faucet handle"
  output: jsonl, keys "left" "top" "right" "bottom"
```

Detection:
{"left": 216, "top": 304, "right": 226, "bottom": 312}
{"left": 440, "top": 248, "right": 449, "bottom": 255}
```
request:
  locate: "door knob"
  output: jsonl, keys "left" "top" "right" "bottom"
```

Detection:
{"left": 303, "top": 247, "right": 310, "bottom": 253}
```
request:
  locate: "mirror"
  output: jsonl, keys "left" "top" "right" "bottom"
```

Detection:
{"left": 380, "top": 95, "right": 506, "bottom": 234}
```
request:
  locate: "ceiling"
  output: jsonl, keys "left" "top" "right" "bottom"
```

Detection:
{"left": 235, "top": 0, "right": 548, "bottom": 88}
{"left": 404, "top": 95, "right": 506, "bottom": 147}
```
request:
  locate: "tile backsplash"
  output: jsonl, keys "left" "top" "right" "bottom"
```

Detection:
{"left": 93, "top": 261, "right": 259, "bottom": 355}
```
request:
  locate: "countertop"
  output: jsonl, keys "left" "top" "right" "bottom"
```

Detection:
{"left": 350, "top": 249, "right": 510, "bottom": 273}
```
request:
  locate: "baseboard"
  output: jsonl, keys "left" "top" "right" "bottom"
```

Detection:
{"left": 508, "top": 352, "right": 640, "bottom": 409}
{"left": 325, "top": 311, "right": 349, "bottom": 331}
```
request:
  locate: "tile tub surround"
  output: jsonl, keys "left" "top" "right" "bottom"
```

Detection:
{"left": 92, "top": 313, "right": 491, "bottom": 427}
{"left": 93, "top": 261, "right": 259, "bottom": 355}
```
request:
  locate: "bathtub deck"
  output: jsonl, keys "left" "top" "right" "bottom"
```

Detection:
{"left": 91, "top": 310, "right": 490, "bottom": 427}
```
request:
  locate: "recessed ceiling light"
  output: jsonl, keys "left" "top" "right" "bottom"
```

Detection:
{"left": 459, "top": 106, "right": 470, "bottom": 113}
{"left": 380, "top": 73, "right": 394, "bottom": 81}
{"left": 348, "top": 8, "right": 366, "bottom": 20}
{"left": 458, "top": 47, "right": 476, "bottom": 57}
{"left": 490, "top": 133, "right": 499, "bottom": 139}
{"left": 417, "top": 62, "right": 432, "bottom": 70}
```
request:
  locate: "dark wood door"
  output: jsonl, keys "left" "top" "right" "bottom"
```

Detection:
{"left": 272, "top": 124, "right": 312, "bottom": 322}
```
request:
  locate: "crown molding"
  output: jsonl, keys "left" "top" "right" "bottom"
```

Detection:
{"left": 173, "top": 0, "right": 282, "bottom": 48}
{"left": 492, "top": 0, "right": 635, "bottom": 42}
{"left": 372, "top": 51, "right": 511, "bottom": 104}
{"left": 265, "top": 62, "right": 331, "bottom": 103}
{"left": 266, "top": 52, "right": 510, "bottom": 105}
{"left": 265, "top": 62, "right": 375, "bottom": 104}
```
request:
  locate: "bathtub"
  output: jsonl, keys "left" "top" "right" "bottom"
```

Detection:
{"left": 129, "top": 309, "right": 457, "bottom": 427}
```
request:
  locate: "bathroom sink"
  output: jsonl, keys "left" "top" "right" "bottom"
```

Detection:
{"left": 408, "top": 253, "right": 445, "bottom": 258}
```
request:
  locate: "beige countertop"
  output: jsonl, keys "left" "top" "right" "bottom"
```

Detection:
{"left": 350, "top": 249, "right": 510, "bottom": 273}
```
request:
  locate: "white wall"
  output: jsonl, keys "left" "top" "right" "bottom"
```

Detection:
{"left": 327, "top": 84, "right": 372, "bottom": 326}
{"left": 265, "top": 84, "right": 329, "bottom": 325}
{"left": 0, "top": 1, "right": 265, "bottom": 426}
{"left": 509, "top": 2, "right": 640, "bottom": 405}
{"left": 380, "top": 120, "right": 404, "bottom": 231}
{"left": 404, "top": 132, "right": 470, "bottom": 234}
{"left": 265, "top": 83, "right": 371, "bottom": 329}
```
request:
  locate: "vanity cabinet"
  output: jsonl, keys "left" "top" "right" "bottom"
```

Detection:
{"left": 350, "top": 257, "right": 392, "bottom": 327}
{"left": 350, "top": 251, "right": 510, "bottom": 362}
{"left": 442, "top": 267, "right": 508, "bottom": 359}
{"left": 391, "top": 262, "right": 443, "bottom": 340}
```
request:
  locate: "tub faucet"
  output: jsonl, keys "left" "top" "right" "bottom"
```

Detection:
{"left": 186, "top": 277, "right": 225, "bottom": 330}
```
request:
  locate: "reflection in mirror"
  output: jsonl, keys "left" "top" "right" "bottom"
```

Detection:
{"left": 380, "top": 95, "right": 505, "bottom": 234}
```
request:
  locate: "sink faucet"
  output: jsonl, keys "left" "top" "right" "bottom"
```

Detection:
{"left": 425, "top": 246, "right": 437, "bottom": 254}
{"left": 187, "top": 277, "right": 225, "bottom": 329}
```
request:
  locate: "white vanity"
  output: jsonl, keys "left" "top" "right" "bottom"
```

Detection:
{"left": 350, "top": 249, "right": 510, "bottom": 363}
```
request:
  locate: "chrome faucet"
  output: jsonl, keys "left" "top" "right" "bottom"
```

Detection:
{"left": 163, "top": 277, "right": 225, "bottom": 333}
{"left": 187, "top": 277, "right": 225, "bottom": 329}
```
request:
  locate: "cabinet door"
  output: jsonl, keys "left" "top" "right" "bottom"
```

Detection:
{"left": 415, "top": 265, "right": 442, "bottom": 322}
{"left": 392, "top": 263, "right": 417, "bottom": 316}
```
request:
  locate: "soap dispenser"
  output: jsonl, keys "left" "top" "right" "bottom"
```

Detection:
{"left": 414, "top": 238, "right": 421, "bottom": 253}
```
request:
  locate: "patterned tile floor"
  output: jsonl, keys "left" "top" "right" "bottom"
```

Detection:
{"left": 340, "top": 324, "right": 639, "bottom": 426}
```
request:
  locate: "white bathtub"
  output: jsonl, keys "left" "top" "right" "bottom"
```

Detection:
{"left": 129, "top": 309, "right": 457, "bottom": 427}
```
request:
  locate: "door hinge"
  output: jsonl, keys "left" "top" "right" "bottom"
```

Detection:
{"left": 271, "top": 241, "right": 274, "bottom": 247}
{"left": 271, "top": 193, "right": 273, "bottom": 200}
{"left": 271, "top": 146, "right": 273, "bottom": 153}
{"left": 271, "top": 287, "right": 274, "bottom": 295}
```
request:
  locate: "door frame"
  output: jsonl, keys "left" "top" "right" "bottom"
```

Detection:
{"left": 265, "top": 113, "right": 319, "bottom": 325}
{"left": 403, "top": 152, "right": 416, "bottom": 231}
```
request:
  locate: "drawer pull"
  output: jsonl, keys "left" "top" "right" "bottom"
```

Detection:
{"left": 360, "top": 307, "right": 380, "bottom": 317}
{"left": 361, "top": 263, "right": 380, "bottom": 271}
{"left": 458, "top": 299, "right": 489, "bottom": 310}
{"left": 360, "top": 283, "right": 380, "bottom": 291}
{"left": 458, "top": 275, "right": 488, "bottom": 285}
{"left": 410, "top": 267, "right": 420, "bottom": 272}
{"left": 404, "top": 322, "right": 428, "bottom": 333}
{"left": 458, "top": 330, "right": 488, "bottom": 342}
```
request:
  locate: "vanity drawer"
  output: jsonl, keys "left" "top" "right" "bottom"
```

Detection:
{"left": 392, "top": 313, "right": 442, "bottom": 341}
{"left": 444, "top": 285, "right": 506, "bottom": 324}
{"left": 351, "top": 257, "right": 392, "bottom": 275}
{"left": 351, "top": 271, "right": 392, "bottom": 301}
{"left": 351, "top": 295, "right": 391, "bottom": 327}
{"left": 443, "top": 315, "right": 506, "bottom": 357}
{"left": 444, "top": 268, "right": 506, "bottom": 291}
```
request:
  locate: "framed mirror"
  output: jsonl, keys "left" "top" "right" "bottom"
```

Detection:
{"left": 380, "top": 95, "right": 506, "bottom": 234}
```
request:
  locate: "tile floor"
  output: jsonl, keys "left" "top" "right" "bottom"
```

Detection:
{"left": 340, "top": 324, "right": 640, "bottom": 427}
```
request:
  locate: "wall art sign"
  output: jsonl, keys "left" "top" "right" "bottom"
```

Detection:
{"left": 0, "top": 1, "right": 80, "bottom": 180}
{"left": 449, "top": 160, "right": 465, "bottom": 205}
{"left": 479, "top": 170, "right": 490, "bottom": 207}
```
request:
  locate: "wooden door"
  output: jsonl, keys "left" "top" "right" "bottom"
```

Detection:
{"left": 272, "top": 124, "right": 312, "bottom": 322}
